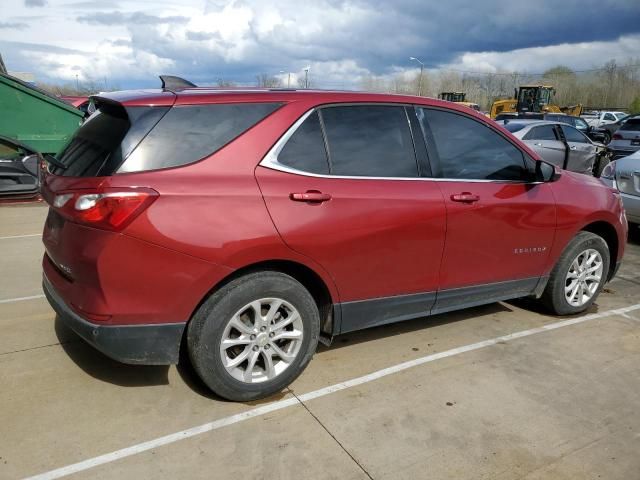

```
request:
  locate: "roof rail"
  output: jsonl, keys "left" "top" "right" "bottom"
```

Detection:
{"left": 159, "top": 75, "right": 197, "bottom": 90}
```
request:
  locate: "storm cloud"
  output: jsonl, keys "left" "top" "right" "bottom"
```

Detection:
{"left": 2, "top": 0, "right": 640, "bottom": 87}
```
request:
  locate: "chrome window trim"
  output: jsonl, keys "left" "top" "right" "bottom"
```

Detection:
{"left": 259, "top": 105, "right": 537, "bottom": 184}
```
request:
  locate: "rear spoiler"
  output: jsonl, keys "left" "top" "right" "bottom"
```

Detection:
{"left": 159, "top": 75, "right": 197, "bottom": 90}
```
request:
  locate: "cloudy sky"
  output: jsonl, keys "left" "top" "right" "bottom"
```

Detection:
{"left": 1, "top": 0, "right": 640, "bottom": 89}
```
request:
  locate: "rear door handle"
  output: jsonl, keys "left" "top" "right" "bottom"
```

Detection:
{"left": 450, "top": 192, "right": 480, "bottom": 203}
{"left": 290, "top": 191, "right": 332, "bottom": 203}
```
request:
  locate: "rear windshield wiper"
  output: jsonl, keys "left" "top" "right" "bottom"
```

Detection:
{"left": 43, "top": 153, "right": 67, "bottom": 170}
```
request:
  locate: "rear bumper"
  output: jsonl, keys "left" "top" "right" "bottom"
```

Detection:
{"left": 43, "top": 274, "right": 185, "bottom": 365}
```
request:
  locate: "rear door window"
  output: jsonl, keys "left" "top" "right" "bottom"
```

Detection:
{"left": 417, "top": 108, "right": 527, "bottom": 181}
{"left": 320, "top": 105, "right": 418, "bottom": 177}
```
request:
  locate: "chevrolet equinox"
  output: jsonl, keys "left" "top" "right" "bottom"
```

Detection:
{"left": 41, "top": 86, "right": 627, "bottom": 400}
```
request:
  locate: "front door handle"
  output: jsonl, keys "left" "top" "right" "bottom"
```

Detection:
{"left": 570, "top": 145, "right": 577, "bottom": 150}
{"left": 290, "top": 191, "right": 332, "bottom": 203}
{"left": 450, "top": 192, "right": 480, "bottom": 203}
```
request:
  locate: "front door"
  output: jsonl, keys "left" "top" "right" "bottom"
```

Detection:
{"left": 416, "top": 107, "right": 557, "bottom": 313}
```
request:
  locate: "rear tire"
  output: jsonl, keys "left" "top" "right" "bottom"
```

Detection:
{"left": 603, "top": 131, "right": 611, "bottom": 145}
{"left": 187, "top": 271, "right": 320, "bottom": 401}
{"left": 540, "top": 232, "right": 610, "bottom": 315}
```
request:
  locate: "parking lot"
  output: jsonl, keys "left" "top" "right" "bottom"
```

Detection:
{"left": 0, "top": 202, "right": 639, "bottom": 479}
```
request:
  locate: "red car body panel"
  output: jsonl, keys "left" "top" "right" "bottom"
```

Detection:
{"left": 256, "top": 166, "right": 447, "bottom": 301}
{"left": 40, "top": 88, "right": 627, "bottom": 364}
{"left": 436, "top": 181, "right": 557, "bottom": 289}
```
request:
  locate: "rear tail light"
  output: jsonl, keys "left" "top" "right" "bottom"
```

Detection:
{"left": 51, "top": 188, "right": 158, "bottom": 231}
{"left": 612, "top": 133, "right": 623, "bottom": 140}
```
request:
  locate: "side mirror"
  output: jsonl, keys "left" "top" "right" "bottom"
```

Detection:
{"left": 534, "top": 160, "right": 559, "bottom": 182}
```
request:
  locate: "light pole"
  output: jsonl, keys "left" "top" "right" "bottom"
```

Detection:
{"left": 303, "top": 66, "right": 310, "bottom": 89}
{"left": 280, "top": 70, "right": 291, "bottom": 88}
{"left": 409, "top": 56, "right": 424, "bottom": 96}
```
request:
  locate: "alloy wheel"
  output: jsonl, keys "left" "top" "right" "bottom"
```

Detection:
{"left": 564, "top": 248, "right": 603, "bottom": 307}
{"left": 219, "top": 298, "right": 304, "bottom": 383}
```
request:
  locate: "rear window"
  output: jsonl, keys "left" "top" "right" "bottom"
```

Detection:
{"left": 620, "top": 119, "right": 640, "bottom": 131}
{"left": 53, "top": 102, "right": 281, "bottom": 176}
{"left": 502, "top": 123, "right": 527, "bottom": 133}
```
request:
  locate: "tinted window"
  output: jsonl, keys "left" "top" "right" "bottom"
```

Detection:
{"left": 418, "top": 108, "right": 527, "bottom": 181}
{"left": 603, "top": 113, "right": 615, "bottom": 121}
{"left": 120, "top": 103, "right": 281, "bottom": 173}
{"left": 561, "top": 125, "right": 589, "bottom": 143}
{"left": 620, "top": 119, "right": 640, "bottom": 131}
{"left": 320, "top": 106, "right": 418, "bottom": 177}
{"left": 525, "top": 125, "right": 558, "bottom": 141}
{"left": 54, "top": 104, "right": 159, "bottom": 177}
{"left": 277, "top": 112, "right": 329, "bottom": 174}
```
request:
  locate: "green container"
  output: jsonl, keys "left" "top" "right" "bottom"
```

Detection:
{"left": 0, "top": 72, "right": 83, "bottom": 155}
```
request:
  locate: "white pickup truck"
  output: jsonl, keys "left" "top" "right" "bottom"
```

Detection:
{"left": 582, "top": 111, "right": 628, "bottom": 128}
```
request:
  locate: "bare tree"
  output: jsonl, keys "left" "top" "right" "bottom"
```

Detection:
{"left": 256, "top": 73, "right": 282, "bottom": 88}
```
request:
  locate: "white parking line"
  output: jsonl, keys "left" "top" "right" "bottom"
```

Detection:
{"left": 25, "top": 302, "right": 640, "bottom": 480}
{"left": 0, "top": 233, "right": 41, "bottom": 240}
{"left": 0, "top": 294, "right": 45, "bottom": 304}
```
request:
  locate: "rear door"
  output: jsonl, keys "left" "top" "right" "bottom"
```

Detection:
{"left": 522, "top": 124, "right": 566, "bottom": 168}
{"left": 256, "top": 105, "right": 446, "bottom": 333}
{"left": 416, "top": 108, "right": 556, "bottom": 313}
{"left": 560, "top": 125, "right": 597, "bottom": 175}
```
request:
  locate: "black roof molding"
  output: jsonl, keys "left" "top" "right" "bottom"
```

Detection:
{"left": 159, "top": 75, "right": 197, "bottom": 90}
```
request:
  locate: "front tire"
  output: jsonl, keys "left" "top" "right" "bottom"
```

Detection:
{"left": 187, "top": 271, "right": 320, "bottom": 401}
{"left": 540, "top": 232, "right": 610, "bottom": 315}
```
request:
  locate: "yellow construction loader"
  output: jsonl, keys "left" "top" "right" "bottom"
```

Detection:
{"left": 438, "top": 92, "right": 481, "bottom": 112}
{"left": 489, "top": 85, "right": 582, "bottom": 119}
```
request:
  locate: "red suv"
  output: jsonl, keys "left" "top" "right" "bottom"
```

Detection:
{"left": 41, "top": 87, "right": 627, "bottom": 400}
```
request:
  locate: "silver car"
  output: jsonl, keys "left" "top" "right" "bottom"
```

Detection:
{"left": 600, "top": 150, "right": 640, "bottom": 226}
{"left": 608, "top": 117, "right": 640, "bottom": 159}
{"left": 500, "top": 120, "right": 607, "bottom": 176}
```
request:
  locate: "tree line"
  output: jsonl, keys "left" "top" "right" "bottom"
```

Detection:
{"left": 360, "top": 58, "right": 640, "bottom": 113}
{"left": 34, "top": 58, "right": 640, "bottom": 114}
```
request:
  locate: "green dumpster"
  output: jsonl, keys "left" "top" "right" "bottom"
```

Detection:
{"left": 0, "top": 72, "right": 83, "bottom": 155}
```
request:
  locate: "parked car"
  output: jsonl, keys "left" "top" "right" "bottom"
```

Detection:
{"left": 608, "top": 117, "right": 640, "bottom": 159}
{"left": 499, "top": 120, "right": 609, "bottom": 176}
{"left": 600, "top": 150, "right": 640, "bottom": 227}
{"left": 591, "top": 114, "right": 637, "bottom": 144}
{"left": 41, "top": 87, "right": 627, "bottom": 401}
{"left": 583, "top": 111, "right": 628, "bottom": 128}
{"left": 495, "top": 113, "right": 605, "bottom": 143}
{"left": 0, "top": 135, "right": 39, "bottom": 198}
